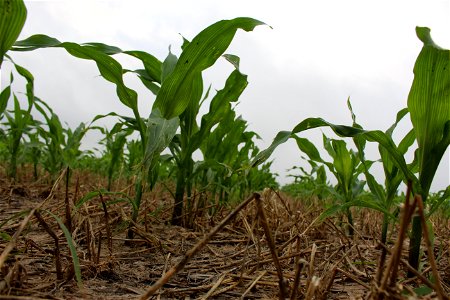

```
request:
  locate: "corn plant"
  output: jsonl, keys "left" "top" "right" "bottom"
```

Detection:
{"left": 1, "top": 63, "right": 35, "bottom": 180}
{"left": 32, "top": 99, "right": 91, "bottom": 180}
{"left": 405, "top": 28, "right": 449, "bottom": 270}
{"left": 0, "top": 0, "right": 27, "bottom": 131}
{"left": 12, "top": 36, "right": 175, "bottom": 239}
{"left": 13, "top": 17, "right": 266, "bottom": 234}
{"left": 253, "top": 27, "right": 449, "bottom": 270}
{"left": 283, "top": 161, "right": 329, "bottom": 200}
{"left": 150, "top": 21, "right": 266, "bottom": 227}
{"left": 167, "top": 67, "right": 249, "bottom": 226}
{"left": 351, "top": 105, "right": 416, "bottom": 247}
{"left": 292, "top": 133, "right": 376, "bottom": 236}
{"left": 98, "top": 124, "right": 132, "bottom": 191}
{"left": 22, "top": 127, "right": 43, "bottom": 180}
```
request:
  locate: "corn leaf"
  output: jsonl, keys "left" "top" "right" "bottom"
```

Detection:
{"left": 292, "top": 136, "right": 323, "bottom": 163}
{"left": 320, "top": 198, "right": 393, "bottom": 221}
{"left": 408, "top": 27, "right": 450, "bottom": 194}
{"left": 45, "top": 210, "right": 82, "bottom": 288}
{"left": 0, "top": 0, "right": 27, "bottom": 67}
{"left": 188, "top": 69, "right": 248, "bottom": 154}
{"left": 153, "top": 17, "right": 266, "bottom": 119}
{"left": 161, "top": 47, "right": 178, "bottom": 83}
{"left": 124, "top": 50, "right": 162, "bottom": 83}
{"left": 13, "top": 35, "right": 138, "bottom": 110}
{"left": 0, "top": 84, "right": 11, "bottom": 118}
{"left": 426, "top": 186, "right": 450, "bottom": 217}
{"left": 143, "top": 109, "right": 179, "bottom": 178}
{"left": 252, "top": 117, "right": 419, "bottom": 189}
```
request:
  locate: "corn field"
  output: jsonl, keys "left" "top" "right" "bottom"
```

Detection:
{"left": 0, "top": 1, "right": 449, "bottom": 299}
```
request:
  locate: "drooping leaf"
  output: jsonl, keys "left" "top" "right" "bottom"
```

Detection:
{"left": 13, "top": 35, "right": 138, "bottom": 110}
{"left": 124, "top": 50, "right": 162, "bottom": 83}
{"left": 292, "top": 135, "right": 323, "bottom": 163}
{"left": 252, "top": 117, "right": 419, "bottom": 190}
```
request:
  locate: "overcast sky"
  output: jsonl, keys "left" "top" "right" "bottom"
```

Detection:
{"left": 2, "top": 0, "right": 449, "bottom": 191}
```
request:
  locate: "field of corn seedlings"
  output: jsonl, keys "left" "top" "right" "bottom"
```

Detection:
{"left": 1, "top": 1, "right": 449, "bottom": 299}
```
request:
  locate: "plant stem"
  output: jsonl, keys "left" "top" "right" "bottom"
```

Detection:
{"left": 346, "top": 207, "right": 354, "bottom": 237}
{"left": 408, "top": 210, "right": 424, "bottom": 275}
{"left": 127, "top": 178, "right": 143, "bottom": 240}
{"left": 171, "top": 168, "right": 185, "bottom": 226}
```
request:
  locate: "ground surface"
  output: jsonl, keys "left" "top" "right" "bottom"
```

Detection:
{"left": 0, "top": 174, "right": 449, "bottom": 299}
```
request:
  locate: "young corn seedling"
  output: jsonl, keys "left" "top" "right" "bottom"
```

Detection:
{"left": 22, "top": 126, "right": 44, "bottom": 180}
{"left": 283, "top": 161, "right": 329, "bottom": 201}
{"left": 351, "top": 105, "right": 416, "bottom": 252}
{"left": 98, "top": 123, "right": 132, "bottom": 191}
{"left": 167, "top": 66, "right": 249, "bottom": 226}
{"left": 149, "top": 19, "right": 266, "bottom": 227}
{"left": 292, "top": 133, "right": 373, "bottom": 236}
{"left": 12, "top": 36, "right": 176, "bottom": 239}
{"left": 2, "top": 63, "right": 35, "bottom": 180}
{"left": 33, "top": 98, "right": 92, "bottom": 181}
{"left": 0, "top": 0, "right": 28, "bottom": 179}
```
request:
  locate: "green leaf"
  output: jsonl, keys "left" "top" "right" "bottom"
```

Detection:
{"left": 320, "top": 198, "right": 392, "bottom": 221}
{"left": 143, "top": 108, "right": 179, "bottom": 187}
{"left": 292, "top": 135, "right": 323, "bottom": 162}
{"left": 161, "top": 47, "right": 178, "bottom": 82}
{"left": 427, "top": 186, "right": 450, "bottom": 217}
{"left": 13, "top": 35, "right": 138, "bottom": 110}
{"left": 124, "top": 50, "right": 162, "bottom": 82}
{"left": 83, "top": 42, "right": 123, "bottom": 55}
{"left": 0, "top": 0, "right": 27, "bottom": 67}
{"left": 189, "top": 69, "right": 248, "bottom": 154}
{"left": 253, "top": 117, "right": 419, "bottom": 190}
{"left": 223, "top": 54, "right": 241, "bottom": 71}
{"left": 408, "top": 27, "right": 450, "bottom": 194}
{"left": 0, "top": 232, "right": 12, "bottom": 241}
{"left": 45, "top": 210, "right": 82, "bottom": 288}
{"left": 0, "top": 84, "right": 11, "bottom": 118}
{"left": 130, "top": 69, "right": 161, "bottom": 95}
{"left": 154, "top": 17, "right": 266, "bottom": 119}
{"left": 252, "top": 131, "right": 291, "bottom": 167}
{"left": 413, "top": 285, "right": 434, "bottom": 296}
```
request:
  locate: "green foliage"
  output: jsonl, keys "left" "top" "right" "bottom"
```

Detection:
{"left": 153, "top": 18, "right": 266, "bottom": 119}
{"left": 251, "top": 27, "right": 449, "bottom": 268}
{"left": 427, "top": 187, "right": 450, "bottom": 218}
{"left": 406, "top": 27, "right": 450, "bottom": 270}
{"left": 0, "top": 0, "right": 27, "bottom": 68}
{"left": 0, "top": 2, "right": 447, "bottom": 276}
{"left": 2, "top": 63, "right": 35, "bottom": 179}
{"left": 283, "top": 161, "right": 329, "bottom": 200}
{"left": 408, "top": 27, "right": 450, "bottom": 196}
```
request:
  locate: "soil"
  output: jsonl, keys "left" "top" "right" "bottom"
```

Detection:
{"left": 0, "top": 172, "right": 449, "bottom": 299}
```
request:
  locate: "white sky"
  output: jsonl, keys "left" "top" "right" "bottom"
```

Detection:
{"left": 2, "top": 0, "right": 450, "bottom": 191}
